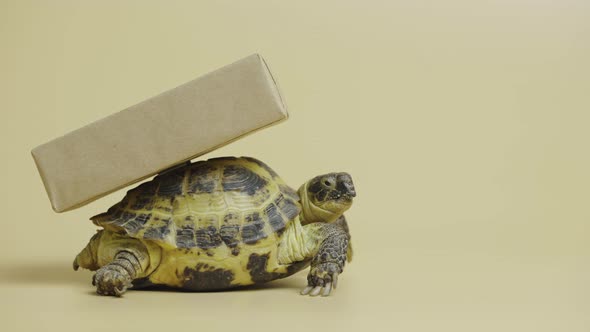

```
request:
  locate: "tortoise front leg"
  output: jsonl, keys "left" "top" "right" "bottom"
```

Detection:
{"left": 300, "top": 222, "right": 349, "bottom": 297}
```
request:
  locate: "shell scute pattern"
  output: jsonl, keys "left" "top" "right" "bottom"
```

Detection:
{"left": 91, "top": 157, "right": 301, "bottom": 250}
{"left": 187, "top": 163, "right": 219, "bottom": 194}
{"left": 241, "top": 212, "right": 267, "bottom": 244}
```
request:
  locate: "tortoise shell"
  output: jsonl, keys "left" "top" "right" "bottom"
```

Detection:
{"left": 91, "top": 157, "right": 301, "bottom": 250}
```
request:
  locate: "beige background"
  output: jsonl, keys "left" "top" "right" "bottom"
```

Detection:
{"left": 1, "top": 0, "right": 589, "bottom": 331}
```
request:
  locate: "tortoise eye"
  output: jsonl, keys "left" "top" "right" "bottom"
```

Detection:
{"left": 323, "top": 179, "right": 334, "bottom": 187}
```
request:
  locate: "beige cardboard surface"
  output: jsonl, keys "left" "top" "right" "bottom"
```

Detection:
{"left": 31, "top": 54, "right": 287, "bottom": 212}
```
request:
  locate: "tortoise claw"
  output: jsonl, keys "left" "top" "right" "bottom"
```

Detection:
{"left": 309, "top": 286, "right": 322, "bottom": 297}
{"left": 322, "top": 282, "right": 332, "bottom": 297}
{"left": 300, "top": 286, "right": 314, "bottom": 295}
{"left": 300, "top": 283, "right": 334, "bottom": 297}
{"left": 301, "top": 262, "right": 342, "bottom": 297}
{"left": 113, "top": 285, "right": 127, "bottom": 297}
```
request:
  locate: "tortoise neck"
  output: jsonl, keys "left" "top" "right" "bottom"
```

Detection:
{"left": 298, "top": 183, "right": 339, "bottom": 225}
{"left": 277, "top": 217, "right": 313, "bottom": 264}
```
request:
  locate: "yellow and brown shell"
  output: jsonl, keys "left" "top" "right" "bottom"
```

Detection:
{"left": 91, "top": 157, "right": 301, "bottom": 252}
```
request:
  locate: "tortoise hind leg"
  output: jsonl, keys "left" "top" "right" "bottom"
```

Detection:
{"left": 74, "top": 230, "right": 161, "bottom": 297}
{"left": 92, "top": 251, "right": 142, "bottom": 296}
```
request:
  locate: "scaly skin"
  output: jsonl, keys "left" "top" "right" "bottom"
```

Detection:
{"left": 92, "top": 251, "right": 139, "bottom": 296}
{"left": 299, "top": 223, "right": 349, "bottom": 297}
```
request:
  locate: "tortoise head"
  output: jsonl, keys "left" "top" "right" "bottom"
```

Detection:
{"left": 299, "top": 172, "right": 356, "bottom": 223}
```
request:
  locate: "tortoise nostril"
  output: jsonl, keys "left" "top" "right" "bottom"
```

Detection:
{"left": 344, "top": 183, "right": 356, "bottom": 197}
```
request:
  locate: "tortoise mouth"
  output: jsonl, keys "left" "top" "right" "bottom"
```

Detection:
{"left": 336, "top": 193, "right": 353, "bottom": 202}
{"left": 331, "top": 195, "right": 354, "bottom": 210}
{"left": 335, "top": 191, "right": 355, "bottom": 202}
{"left": 339, "top": 196, "right": 354, "bottom": 206}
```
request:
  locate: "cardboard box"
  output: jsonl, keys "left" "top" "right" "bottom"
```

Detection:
{"left": 32, "top": 54, "right": 288, "bottom": 212}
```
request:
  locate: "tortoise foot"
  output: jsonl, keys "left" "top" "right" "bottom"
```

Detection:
{"left": 300, "top": 262, "right": 341, "bottom": 297}
{"left": 92, "top": 264, "right": 133, "bottom": 297}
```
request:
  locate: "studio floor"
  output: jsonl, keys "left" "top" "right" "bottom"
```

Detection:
{"left": 1, "top": 250, "right": 588, "bottom": 331}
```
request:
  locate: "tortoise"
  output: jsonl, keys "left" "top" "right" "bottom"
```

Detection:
{"left": 73, "top": 156, "right": 356, "bottom": 297}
